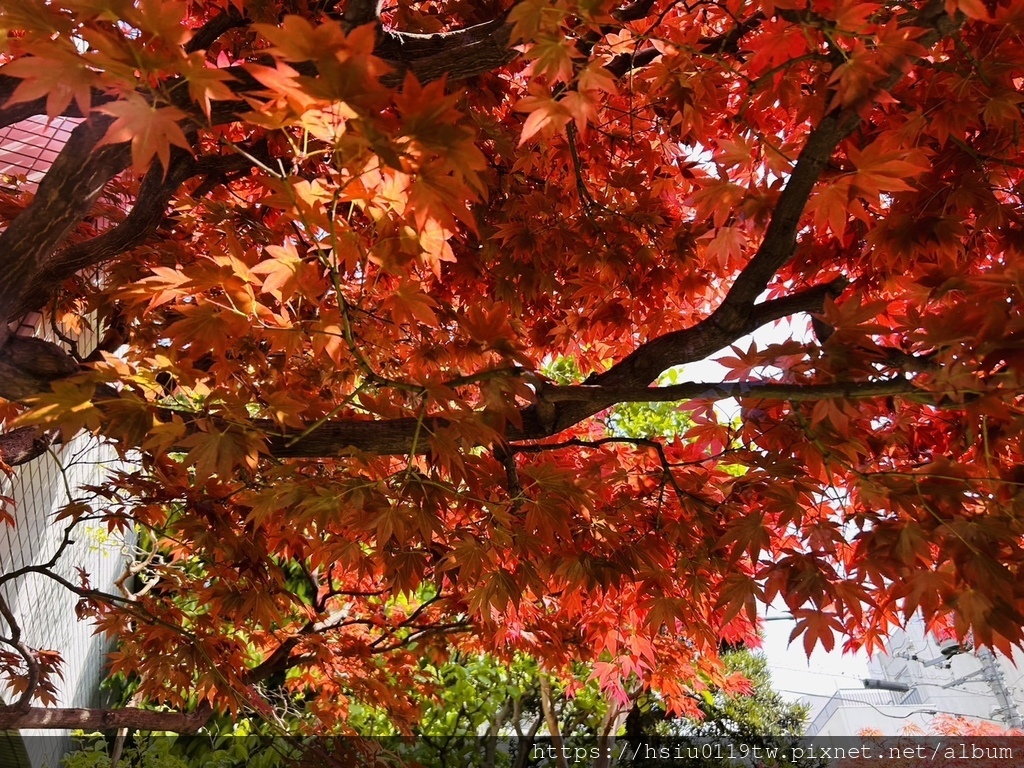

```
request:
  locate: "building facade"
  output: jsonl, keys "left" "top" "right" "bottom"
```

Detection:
{"left": 1, "top": 117, "right": 132, "bottom": 768}
{"left": 806, "top": 615, "right": 1024, "bottom": 736}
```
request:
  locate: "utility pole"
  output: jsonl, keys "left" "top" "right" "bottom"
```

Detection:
{"left": 978, "top": 648, "right": 1023, "bottom": 729}
{"left": 943, "top": 648, "right": 1023, "bottom": 728}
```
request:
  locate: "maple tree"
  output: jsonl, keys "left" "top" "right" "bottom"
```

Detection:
{"left": 0, "top": 0, "right": 1021, "bottom": 742}
{"left": 62, "top": 649, "right": 810, "bottom": 767}
{"left": 61, "top": 651, "right": 806, "bottom": 768}
{"left": 846, "top": 717, "right": 1022, "bottom": 768}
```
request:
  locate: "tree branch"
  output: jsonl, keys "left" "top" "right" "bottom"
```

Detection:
{"left": 0, "top": 425, "right": 60, "bottom": 467}
{"left": 185, "top": 6, "right": 248, "bottom": 54}
{"left": 11, "top": 150, "right": 264, "bottom": 319}
{"left": 376, "top": 19, "right": 517, "bottom": 85}
{"left": 0, "top": 11, "right": 517, "bottom": 130}
{"left": 540, "top": 378, "right": 917, "bottom": 406}
{"left": 352, "top": 273, "right": 840, "bottom": 450}
{"left": 0, "top": 336, "right": 79, "bottom": 402}
{"left": 0, "top": 276, "right": 872, "bottom": 466}
{"left": 0, "top": 15, "right": 516, "bottom": 326}
{"left": 264, "top": 376, "right": 918, "bottom": 459}
{"left": 614, "top": 0, "right": 659, "bottom": 23}
{"left": 595, "top": 278, "right": 848, "bottom": 390}
{"left": 0, "top": 593, "right": 39, "bottom": 714}
{"left": 342, "top": 0, "right": 383, "bottom": 31}
{"left": 263, "top": 5, "right": 958, "bottom": 459}
{"left": 0, "top": 702, "right": 213, "bottom": 732}
{"left": 597, "top": 2, "right": 956, "bottom": 399}
{"left": 0, "top": 117, "right": 124, "bottom": 345}
{"left": 713, "top": 0, "right": 957, "bottom": 325}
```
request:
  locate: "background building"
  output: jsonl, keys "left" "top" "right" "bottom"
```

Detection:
{"left": 805, "top": 615, "right": 1024, "bottom": 736}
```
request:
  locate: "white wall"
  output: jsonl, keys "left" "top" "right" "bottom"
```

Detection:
{"left": 0, "top": 436, "right": 129, "bottom": 768}
{"left": 808, "top": 614, "right": 1024, "bottom": 736}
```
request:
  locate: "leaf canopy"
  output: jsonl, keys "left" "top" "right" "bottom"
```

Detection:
{"left": 0, "top": 0, "right": 1022, "bottom": 736}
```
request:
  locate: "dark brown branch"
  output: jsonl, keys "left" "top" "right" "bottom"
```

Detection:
{"left": 185, "top": 6, "right": 249, "bottom": 54}
{"left": 0, "top": 593, "right": 38, "bottom": 714}
{"left": 0, "top": 117, "right": 124, "bottom": 345}
{"left": 698, "top": 12, "right": 766, "bottom": 54}
{"left": 0, "top": 16, "right": 520, "bottom": 325}
{"left": 0, "top": 277, "right": 862, "bottom": 466}
{"left": 714, "top": 1, "right": 957, "bottom": 323}
{"left": 0, "top": 426, "right": 60, "bottom": 466}
{"left": 614, "top": 0, "right": 659, "bottom": 23}
{"left": 494, "top": 444, "right": 524, "bottom": 512}
{"left": 605, "top": 48, "right": 661, "bottom": 79}
{"left": 264, "top": 376, "right": 917, "bottom": 459}
{"left": 713, "top": 114, "right": 860, "bottom": 322}
{"left": 0, "top": 13, "right": 517, "bottom": 130}
{"left": 0, "top": 702, "right": 213, "bottom": 732}
{"left": 11, "top": 150, "right": 263, "bottom": 318}
{"left": 602, "top": 3, "right": 956, "bottom": 394}
{"left": 541, "top": 378, "right": 917, "bottom": 406}
{"left": 0, "top": 336, "right": 79, "bottom": 402}
{"left": 594, "top": 278, "right": 847, "bottom": 390}
{"left": 377, "top": 19, "right": 517, "bottom": 85}
{"left": 342, "top": 0, "right": 383, "bottom": 30}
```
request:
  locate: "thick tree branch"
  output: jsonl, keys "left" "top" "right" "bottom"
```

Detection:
{"left": 597, "top": 278, "right": 848, "bottom": 390}
{"left": 0, "top": 277, "right": 883, "bottom": 466}
{"left": 342, "top": 0, "right": 383, "bottom": 31}
{"left": 605, "top": 48, "right": 661, "bottom": 79}
{"left": 185, "top": 6, "right": 248, "bottom": 54}
{"left": 0, "top": 425, "right": 60, "bottom": 467}
{"left": 264, "top": 376, "right": 918, "bottom": 459}
{"left": 376, "top": 19, "right": 517, "bottom": 85}
{"left": 11, "top": 150, "right": 264, "bottom": 319}
{"left": 598, "top": 2, "right": 956, "bottom": 403}
{"left": 541, "top": 378, "right": 917, "bottom": 406}
{"left": 0, "top": 17, "right": 515, "bottom": 324}
{"left": 261, "top": 280, "right": 852, "bottom": 457}
{"left": 0, "top": 117, "right": 124, "bottom": 345}
{"left": 714, "top": 1, "right": 957, "bottom": 324}
{"left": 0, "top": 336, "right": 79, "bottom": 402}
{"left": 0, "top": 13, "right": 517, "bottom": 130}
{"left": 0, "top": 702, "right": 213, "bottom": 732}
{"left": 615, "top": 0, "right": 659, "bottom": 23}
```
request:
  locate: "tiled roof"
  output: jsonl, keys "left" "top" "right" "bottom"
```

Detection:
{"left": 0, "top": 115, "right": 79, "bottom": 190}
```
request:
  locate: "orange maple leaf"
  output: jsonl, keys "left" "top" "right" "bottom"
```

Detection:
{"left": 98, "top": 96, "right": 192, "bottom": 171}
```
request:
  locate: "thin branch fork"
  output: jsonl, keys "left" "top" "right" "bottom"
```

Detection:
{"left": 0, "top": 593, "right": 39, "bottom": 714}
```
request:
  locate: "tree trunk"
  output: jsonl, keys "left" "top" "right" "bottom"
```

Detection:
{"left": 539, "top": 673, "right": 569, "bottom": 768}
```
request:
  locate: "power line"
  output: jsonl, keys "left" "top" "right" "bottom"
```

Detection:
{"left": 769, "top": 665, "right": 865, "bottom": 680}
{"left": 773, "top": 690, "right": 1010, "bottom": 725}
